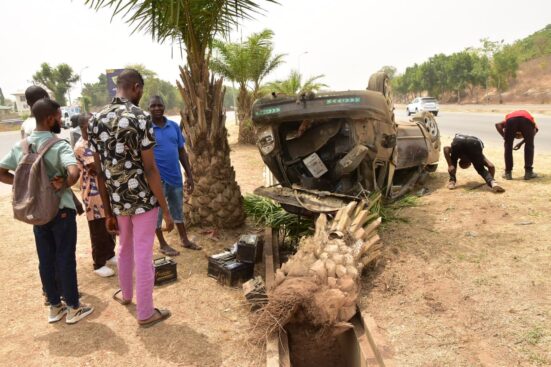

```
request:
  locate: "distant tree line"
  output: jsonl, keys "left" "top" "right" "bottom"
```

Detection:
{"left": 389, "top": 24, "right": 551, "bottom": 104}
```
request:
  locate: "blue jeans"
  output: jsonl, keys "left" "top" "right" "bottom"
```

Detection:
{"left": 33, "top": 209, "right": 80, "bottom": 308}
{"left": 156, "top": 181, "right": 184, "bottom": 229}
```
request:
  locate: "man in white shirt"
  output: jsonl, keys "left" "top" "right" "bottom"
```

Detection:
{"left": 20, "top": 86, "right": 49, "bottom": 138}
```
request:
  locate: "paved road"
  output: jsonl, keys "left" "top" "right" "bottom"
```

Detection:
{"left": 1, "top": 110, "right": 547, "bottom": 194}
{"left": 395, "top": 110, "right": 551, "bottom": 152}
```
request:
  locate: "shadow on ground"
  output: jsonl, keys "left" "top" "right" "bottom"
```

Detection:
{"left": 138, "top": 323, "right": 223, "bottom": 366}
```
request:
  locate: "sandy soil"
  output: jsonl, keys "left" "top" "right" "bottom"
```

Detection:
{"left": 0, "top": 124, "right": 550, "bottom": 366}
{"left": 361, "top": 137, "right": 551, "bottom": 366}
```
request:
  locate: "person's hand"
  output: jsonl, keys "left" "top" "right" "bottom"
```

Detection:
{"left": 184, "top": 179, "right": 194, "bottom": 195}
{"left": 50, "top": 176, "right": 66, "bottom": 191}
{"left": 85, "top": 162, "right": 97, "bottom": 176}
{"left": 105, "top": 216, "right": 119, "bottom": 235}
{"left": 163, "top": 211, "right": 174, "bottom": 233}
{"left": 447, "top": 181, "right": 456, "bottom": 190}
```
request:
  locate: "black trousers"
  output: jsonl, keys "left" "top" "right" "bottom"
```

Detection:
{"left": 88, "top": 218, "right": 116, "bottom": 270}
{"left": 451, "top": 136, "right": 493, "bottom": 186}
{"left": 34, "top": 209, "right": 79, "bottom": 308}
{"left": 504, "top": 117, "right": 535, "bottom": 171}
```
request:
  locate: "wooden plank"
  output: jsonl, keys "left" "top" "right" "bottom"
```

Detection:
{"left": 266, "top": 334, "right": 280, "bottom": 367}
{"left": 351, "top": 314, "right": 379, "bottom": 367}
{"left": 264, "top": 227, "right": 275, "bottom": 290}
{"left": 360, "top": 311, "right": 396, "bottom": 367}
{"left": 278, "top": 330, "right": 291, "bottom": 367}
{"left": 272, "top": 228, "right": 280, "bottom": 271}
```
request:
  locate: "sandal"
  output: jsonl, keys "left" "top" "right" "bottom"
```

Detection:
{"left": 139, "top": 308, "right": 171, "bottom": 328}
{"left": 112, "top": 289, "right": 131, "bottom": 305}
{"left": 183, "top": 242, "right": 202, "bottom": 251}
{"left": 160, "top": 246, "right": 180, "bottom": 256}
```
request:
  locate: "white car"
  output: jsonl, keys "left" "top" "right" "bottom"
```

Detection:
{"left": 406, "top": 97, "right": 439, "bottom": 116}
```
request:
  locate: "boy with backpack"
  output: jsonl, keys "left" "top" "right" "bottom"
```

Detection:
{"left": 0, "top": 98, "right": 94, "bottom": 324}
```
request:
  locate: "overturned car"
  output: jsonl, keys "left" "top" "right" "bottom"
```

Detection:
{"left": 252, "top": 73, "right": 440, "bottom": 214}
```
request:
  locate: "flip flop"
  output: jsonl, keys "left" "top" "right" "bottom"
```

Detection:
{"left": 183, "top": 242, "right": 202, "bottom": 251}
{"left": 139, "top": 308, "right": 171, "bottom": 328}
{"left": 112, "top": 289, "right": 131, "bottom": 305}
{"left": 160, "top": 246, "right": 180, "bottom": 256}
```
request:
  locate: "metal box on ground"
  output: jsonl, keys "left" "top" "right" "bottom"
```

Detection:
{"left": 217, "top": 259, "right": 254, "bottom": 287}
{"left": 154, "top": 256, "right": 177, "bottom": 286}
{"left": 207, "top": 251, "right": 235, "bottom": 279}
{"left": 236, "top": 234, "right": 264, "bottom": 264}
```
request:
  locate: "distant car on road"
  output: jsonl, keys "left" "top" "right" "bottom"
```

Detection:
{"left": 407, "top": 97, "right": 439, "bottom": 116}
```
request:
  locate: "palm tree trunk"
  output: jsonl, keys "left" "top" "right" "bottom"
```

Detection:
{"left": 176, "top": 58, "right": 245, "bottom": 228}
{"left": 237, "top": 86, "right": 255, "bottom": 144}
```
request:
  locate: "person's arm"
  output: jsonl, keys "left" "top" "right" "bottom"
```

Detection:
{"left": 92, "top": 151, "right": 119, "bottom": 234}
{"left": 495, "top": 121, "right": 505, "bottom": 138}
{"left": 179, "top": 146, "right": 194, "bottom": 194}
{"left": 483, "top": 157, "right": 495, "bottom": 178}
{"left": 141, "top": 148, "right": 174, "bottom": 232}
{"left": 0, "top": 168, "right": 13, "bottom": 185}
{"left": 443, "top": 146, "right": 457, "bottom": 182}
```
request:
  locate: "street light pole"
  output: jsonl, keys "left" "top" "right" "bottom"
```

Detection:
{"left": 79, "top": 66, "right": 89, "bottom": 91}
{"left": 298, "top": 51, "right": 309, "bottom": 74}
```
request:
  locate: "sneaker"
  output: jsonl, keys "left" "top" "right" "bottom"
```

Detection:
{"left": 524, "top": 171, "right": 538, "bottom": 180}
{"left": 502, "top": 172, "right": 512, "bottom": 180}
{"left": 48, "top": 303, "right": 67, "bottom": 323}
{"left": 94, "top": 265, "right": 115, "bottom": 278}
{"left": 447, "top": 181, "right": 456, "bottom": 190}
{"left": 106, "top": 255, "right": 118, "bottom": 266}
{"left": 66, "top": 304, "right": 94, "bottom": 324}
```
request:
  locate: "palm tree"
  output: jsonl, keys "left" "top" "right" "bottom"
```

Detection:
{"left": 264, "top": 70, "right": 327, "bottom": 96}
{"left": 85, "top": 0, "right": 277, "bottom": 228}
{"left": 211, "top": 29, "right": 284, "bottom": 143}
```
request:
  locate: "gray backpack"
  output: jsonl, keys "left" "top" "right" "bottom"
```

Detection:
{"left": 12, "top": 137, "right": 62, "bottom": 225}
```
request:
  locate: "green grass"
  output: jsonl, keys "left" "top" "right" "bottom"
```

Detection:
{"left": 243, "top": 194, "right": 313, "bottom": 247}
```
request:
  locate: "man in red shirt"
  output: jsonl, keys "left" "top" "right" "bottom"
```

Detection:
{"left": 495, "top": 110, "right": 538, "bottom": 180}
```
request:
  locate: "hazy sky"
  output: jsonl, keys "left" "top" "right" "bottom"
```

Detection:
{"left": 0, "top": 0, "right": 550, "bottom": 101}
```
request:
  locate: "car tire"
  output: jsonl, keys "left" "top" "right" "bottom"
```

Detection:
{"left": 406, "top": 108, "right": 410, "bottom": 116}
{"left": 367, "top": 72, "right": 394, "bottom": 120}
{"left": 412, "top": 111, "right": 439, "bottom": 143}
{"left": 433, "top": 111, "right": 438, "bottom": 117}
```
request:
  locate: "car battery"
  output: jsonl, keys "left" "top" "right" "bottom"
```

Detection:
{"left": 217, "top": 259, "right": 254, "bottom": 287}
{"left": 236, "top": 234, "right": 264, "bottom": 264}
{"left": 154, "top": 256, "right": 177, "bottom": 286}
{"left": 207, "top": 250, "right": 235, "bottom": 279}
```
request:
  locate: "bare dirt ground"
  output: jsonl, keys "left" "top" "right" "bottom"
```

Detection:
{"left": 0, "top": 123, "right": 550, "bottom": 366}
{"left": 361, "top": 137, "right": 551, "bottom": 367}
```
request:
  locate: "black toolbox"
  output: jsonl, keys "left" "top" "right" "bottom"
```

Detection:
{"left": 236, "top": 234, "right": 263, "bottom": 264}
{"left": 154, "top": 256, "right": 177, "bottom": 286}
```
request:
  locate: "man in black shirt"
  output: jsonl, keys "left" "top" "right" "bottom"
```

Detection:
{"left": 443, "top": 134, "right": 505, "bottom": 193}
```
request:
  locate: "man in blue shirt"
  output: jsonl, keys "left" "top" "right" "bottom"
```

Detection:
{"left": 149, "top": 95, "right": 200, "bottom": 256}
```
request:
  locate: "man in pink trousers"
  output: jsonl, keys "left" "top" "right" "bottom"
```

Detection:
{"left": 89, "top": 69, "right": 174, "bottom": 327}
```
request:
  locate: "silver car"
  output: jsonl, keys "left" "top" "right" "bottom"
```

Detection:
{"left": 406, "top": 97, "right": 439, "bottom": 116}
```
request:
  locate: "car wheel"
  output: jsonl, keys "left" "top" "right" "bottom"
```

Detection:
{"left": 367, "top": 72, "right": 394, "bottom": 120}
{"left": 412, "top": 111, "right": 439, "bottom": 142}
{"left": 406, "top": 108, "right": 410, "bottom": 116}
{"left": 433, "top": 111, "right": 438, "bottom": 117}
